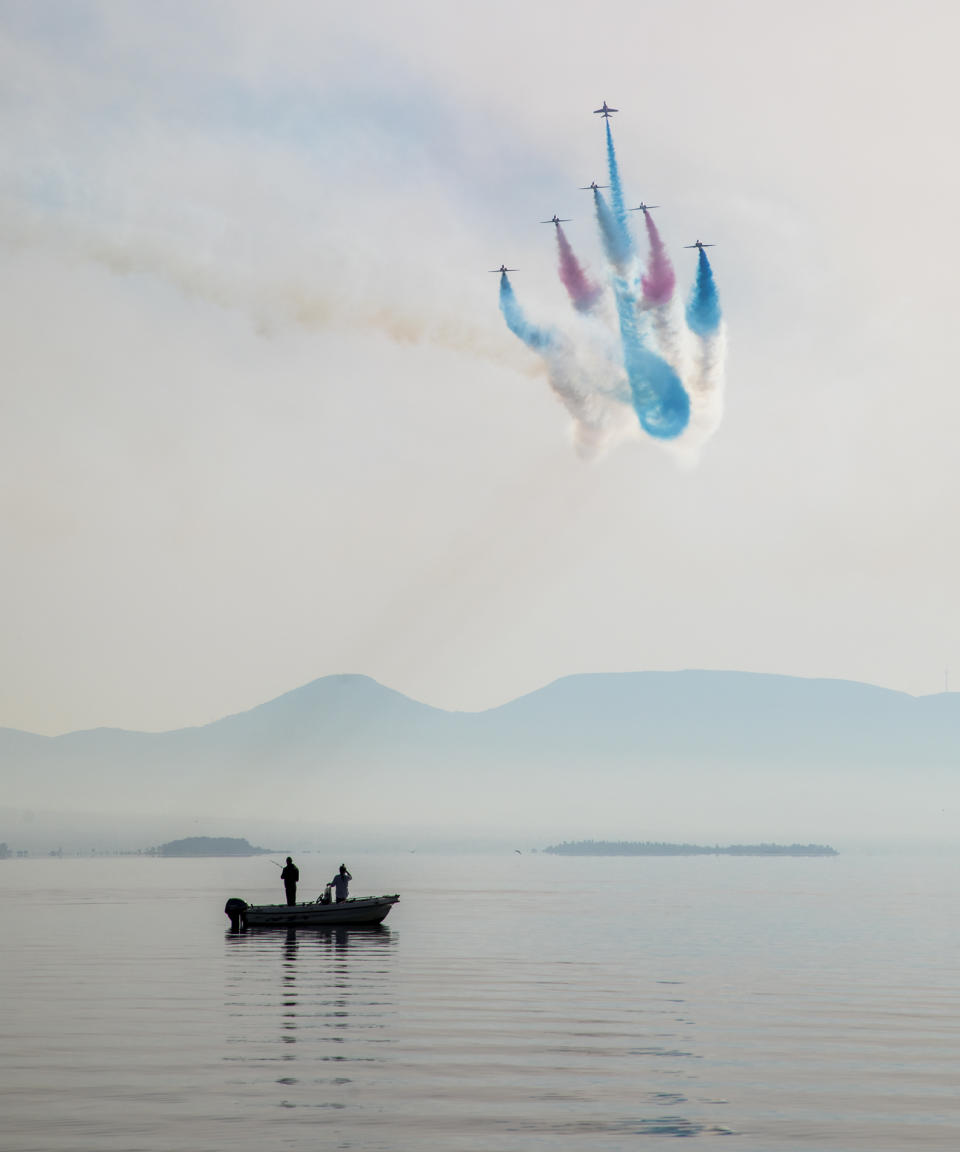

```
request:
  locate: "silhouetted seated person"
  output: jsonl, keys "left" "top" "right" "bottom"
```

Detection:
{"left": 280, "top": 857, "right": 299, "bottom": 906}
{"left": 329, "top": 864, "right": 352, "bottom": 903}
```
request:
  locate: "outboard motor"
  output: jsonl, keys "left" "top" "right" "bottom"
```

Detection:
{"left": 224, "top": 897, "right": 248, "bottom": 931}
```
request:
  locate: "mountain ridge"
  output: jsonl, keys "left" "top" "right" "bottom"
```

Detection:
{"left": 3, "top": 670, "right": 959, "bottom": 844}
{"left": 0, "top": 669, "right": 941, "bottom": 741}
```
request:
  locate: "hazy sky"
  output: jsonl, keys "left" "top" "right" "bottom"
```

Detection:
{"left": 3, "top": 0, "right": 960, "bottom": 736}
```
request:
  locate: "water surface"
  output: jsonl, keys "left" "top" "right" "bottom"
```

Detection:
{"left": 3, "top": 850, "right": 959, "bottom": 1149}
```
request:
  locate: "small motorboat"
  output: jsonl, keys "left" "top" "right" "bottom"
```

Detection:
{"left": 225, "top": 893, "right": 399, "bottom": 930}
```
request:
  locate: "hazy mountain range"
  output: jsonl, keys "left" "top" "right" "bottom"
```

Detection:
{"left": 3, "top": 671, "right": 959, "bottom": 849}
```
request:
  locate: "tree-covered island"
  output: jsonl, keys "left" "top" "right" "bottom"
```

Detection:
{"left": 149, "top": 836, "right": 275, "bottom": 857}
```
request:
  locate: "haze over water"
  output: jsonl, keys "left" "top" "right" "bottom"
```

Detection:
{"left": 4, "top": 849, "right": 960, "bottom": 1150}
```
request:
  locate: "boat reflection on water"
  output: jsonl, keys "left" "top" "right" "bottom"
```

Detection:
{"left": 281, "top": 928, "right": 298, "bottom": 1049}
{"left": 224, "top": 922, "right": 397, "bottom": 1102}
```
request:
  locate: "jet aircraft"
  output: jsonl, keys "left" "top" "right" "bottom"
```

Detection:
{"left": 629, "top": 202, "right": 660, "bottom": 215}
{"left": 684, "top": 241, "right": 716, "bottom": 250}
{"left": 489, "top": 264, "right": 517, "bottom": 273}
{"left": 579, "top": 181, "right": 609, "bottom": 191}
{"left": 540, "top": 215, "right": 571, "bottom": 225}
{"left": 593, "top": 101, "right": 618, "bottom": 118}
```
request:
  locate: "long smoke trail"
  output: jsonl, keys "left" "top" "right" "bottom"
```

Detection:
{"left": 555, "top": 225, "right": 603, "bottom": 313}
{"left": 640, "top": 213, "right": 675, "bottom": 307}
{"left": 602, "top": 120, "right": 688, "bottom": 439}
{"left": 686, "top": 248, "right": 722, "bottom": 336}
{"left": 0, "top": 204, "right": 537, "bottom": 375}
{"left": 604, "top": 119, "right": 634, "bottom": 265}
{"left": 676, "top": 248, "right": 726, "bottom": 461}
{"left": 638, "top": 211, "right": 684, "bottom": 388}
{"left": 593, "top": 189, "right": 632, "bottom": 274}
{"left": 498, "top": 272, "right": 554, "bottom": 351}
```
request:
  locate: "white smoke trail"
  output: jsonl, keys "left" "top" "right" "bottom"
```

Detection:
{"left": 499, "top": 274, "right": 637, "bottom": 459}
{"left": 547, "top": 349, "right": 633, "bottom": 459}
{"left": 671, "top": 324, "right": 727, "bottom": 466}
{"left": 639, "top": 294, "right": 691, "bottom": 386}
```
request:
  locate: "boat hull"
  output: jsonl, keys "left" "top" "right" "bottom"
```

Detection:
{"left": 236, "top": 894, "right": 399, "bottom": 928}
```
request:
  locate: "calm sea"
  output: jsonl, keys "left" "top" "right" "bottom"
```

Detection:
{"left": 2, "top": 848, "right": 959, "bottom": 1151}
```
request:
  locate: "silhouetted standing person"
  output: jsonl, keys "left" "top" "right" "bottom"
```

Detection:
{"left": 280, "top": 857, "right": 299, "bottom": 906}
{"left": 330, "top": 864, "right": 352, "bottom": 903}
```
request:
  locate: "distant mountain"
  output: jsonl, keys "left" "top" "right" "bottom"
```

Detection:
{"left": 3, "top": 671, "right": 960, "bottom": 842}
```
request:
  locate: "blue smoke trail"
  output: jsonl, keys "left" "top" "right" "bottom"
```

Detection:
{"left": 592, "top": 189, "right": 632, "bottom": 272}
{"left": 612, "top": 277, "right": 689, "bottom": 439}
{"left": 498, "top": 273, "right": 555, "bottom": 351}
{"left": 604, "top": 119, "right": 634, "bottom": 264}
{"left": 685, "top": 248, "right": 722, "bottom": 336}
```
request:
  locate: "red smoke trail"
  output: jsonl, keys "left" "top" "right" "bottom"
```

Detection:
{"left": 640, "top": 213, "right": 675, "bottom": 306}
{"left": 556, "top": 225, "right": 603, "bottom": 312}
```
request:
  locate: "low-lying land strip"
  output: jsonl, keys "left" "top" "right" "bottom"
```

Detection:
{"left": 544, "top": 840, "right": 838, "bottom": 856}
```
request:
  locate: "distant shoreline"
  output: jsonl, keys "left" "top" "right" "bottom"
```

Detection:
{"left": 543, "top": 841, "right": 838, "bottom": 857}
